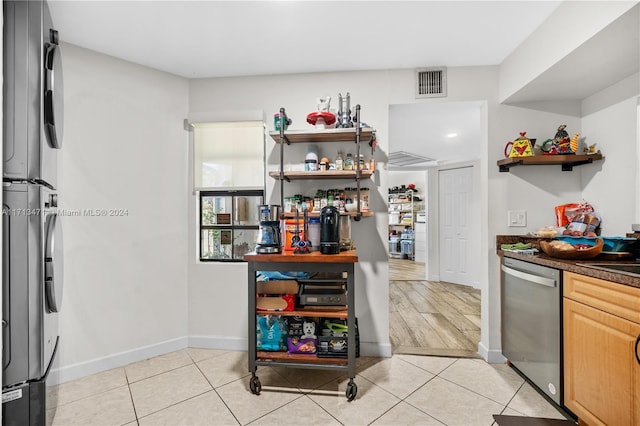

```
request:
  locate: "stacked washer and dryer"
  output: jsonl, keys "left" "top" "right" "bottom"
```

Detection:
{"left": 2, "top": 1, "right": 64, "bottom": 425}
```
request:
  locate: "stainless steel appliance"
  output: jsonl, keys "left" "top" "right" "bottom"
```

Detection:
{"left": 320, "top": 206, "right": 339, "bottom": 254}
{"left": 501, "top": 257, "right": 562, "bottom": 406}
{"left": 256, "top": 205, "right": 281, "bottom": 254}
{"left": 3, "top": 1, "right": 64, "bottom": 424}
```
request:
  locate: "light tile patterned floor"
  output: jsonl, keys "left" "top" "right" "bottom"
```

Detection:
{"left": 50, "top": 348, "right": 570, "bottom": 426}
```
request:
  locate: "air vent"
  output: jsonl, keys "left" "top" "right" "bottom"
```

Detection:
{"left": 388, "top": 151, "right": 435, "bottom": 167}
{"left": 415, "top": 67, "right": 447, "bottom": 98}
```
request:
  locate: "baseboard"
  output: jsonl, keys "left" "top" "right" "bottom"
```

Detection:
{"left": 51, "top": 336, "right": 391, "bottom": 385}
{"left": 188, "top": 335, "right": 248, "bottom": 352}
{"left": 50, "top": 336, "right": 188, "bottom": 385}
{"left": 477, "top": 341, "right": 506, "bottom": 364}
{"left": 360, "top": 341, "right": 392, "bottom": 358}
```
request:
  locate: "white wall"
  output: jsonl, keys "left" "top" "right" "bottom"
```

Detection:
{"left": 56, "top": 44, "right": 190, "bottom": 382}
{"left": 581, "top": 95, "right": 639, "bottom": 234}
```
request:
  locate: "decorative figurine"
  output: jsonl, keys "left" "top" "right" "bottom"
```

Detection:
{"left": 306, "top": 96, "right": 336, "bottom": 129}
{"left": 504, "top": 131, "right": 535, "bottom": 158}
{"left": 541, "top": 124, "right": 574, "bottom": 155}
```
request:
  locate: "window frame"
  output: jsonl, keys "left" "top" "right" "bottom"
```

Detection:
{"left": 199, "top": 189, "right": 264, "bottom": 262}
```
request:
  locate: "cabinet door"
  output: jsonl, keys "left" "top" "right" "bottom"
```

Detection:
{"left": 564, "top": 298, "right": 640, "bottom": 426}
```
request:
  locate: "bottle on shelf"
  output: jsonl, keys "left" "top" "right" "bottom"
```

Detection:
{"left": 335, "top": 150, "right": 344, "bottom": 171}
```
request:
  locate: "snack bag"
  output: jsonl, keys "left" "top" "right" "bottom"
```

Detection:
{"left": 257, "top": 315, "right": 288, "bottom": 351}
{"left": 287, "top": 317, "right": 318, "bottom": 354}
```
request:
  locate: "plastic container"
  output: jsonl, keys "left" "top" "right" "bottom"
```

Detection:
{"left": 305, "top": 147, "right": 318, "bottom": 171}
{"left": 308, "top": 217, "right": 321, "bottom": 251}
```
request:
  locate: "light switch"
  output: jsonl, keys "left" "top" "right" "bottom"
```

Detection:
{"left": 507, "top": 210, "right": 527, "bottom": 227}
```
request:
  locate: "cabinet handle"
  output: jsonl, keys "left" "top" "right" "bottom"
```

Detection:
{"left": 635, "top": 334, "right": 640, "bottom": 365}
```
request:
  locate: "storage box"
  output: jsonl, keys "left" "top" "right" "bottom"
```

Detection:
{"left": 317, "top": 318, "right": 359, "bottom": 358}
{"left": 257, "top": 280, "right": 298, "bottom": 311}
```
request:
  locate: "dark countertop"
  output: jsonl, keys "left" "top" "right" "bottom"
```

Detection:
{"left": 497, "top": 235, "right": 640, "bottom": 289}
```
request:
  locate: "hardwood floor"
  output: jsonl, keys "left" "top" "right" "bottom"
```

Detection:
{"left": 389, "top": 258, "right": 481, "bottom": 358}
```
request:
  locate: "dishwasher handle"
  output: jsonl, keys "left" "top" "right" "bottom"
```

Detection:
{"left": 501, "top": 264, "right": 557, "bottom": 288}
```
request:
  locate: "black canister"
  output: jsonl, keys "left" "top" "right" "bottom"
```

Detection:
{"left": 320, "top": 206, "right": 340, "bottom": 254}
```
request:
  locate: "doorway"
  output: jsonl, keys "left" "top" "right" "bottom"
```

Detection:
{"left": 388, "top": 101, "right": 482, "bottom": 358}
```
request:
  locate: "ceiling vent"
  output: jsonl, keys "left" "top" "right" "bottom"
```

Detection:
{"left": 415, "top": 67, "right": 447, "bottom": 98}
{"left": 388, "top": 151, "right": 435, "bottom": 167}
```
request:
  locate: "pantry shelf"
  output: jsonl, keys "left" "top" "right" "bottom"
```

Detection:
{"left": 269, "top": 127, "right": 374, "bottom": 144}
{"left": 268, "top": 170, "right": 374, "bottom": 180}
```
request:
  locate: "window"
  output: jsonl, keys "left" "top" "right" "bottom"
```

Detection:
{"left": 191, "top": 121, "right": 265, "bottom": 190}
{"left": 200, "top": 190, "right": 264, "bottom": 261}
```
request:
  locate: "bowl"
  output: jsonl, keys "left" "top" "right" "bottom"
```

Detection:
{"left": 540, "top": 237, "right": 603, "bottom": 260}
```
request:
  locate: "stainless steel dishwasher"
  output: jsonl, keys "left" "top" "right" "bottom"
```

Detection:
{"left": 501, "top": 257, "right": 562, "bottom": 406}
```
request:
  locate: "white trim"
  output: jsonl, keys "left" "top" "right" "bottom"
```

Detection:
{"left": 188, "top": 335, "right": 248, "bottom": 352}
{"left": 50, "top": 336, "right": 188, "bottom": 385}
{"left": 360, "top": 342, "right": 393, "bottom": 358}
{"left": 49, "top": 336, "right": 391, "bottom": 385}
{"left": 477, "top": 341, "right": 507, "bottom": 364}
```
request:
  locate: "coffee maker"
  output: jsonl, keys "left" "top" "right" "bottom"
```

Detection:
{"left": 256, "top": 205, "right": 282, "bottom": 254}
{"left": 320, "top": 206, "right": 340, "bottom": 254}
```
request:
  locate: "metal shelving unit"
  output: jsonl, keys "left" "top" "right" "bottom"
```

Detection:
{"left": 271, "top": 107, "right": 374, "bottom": 221}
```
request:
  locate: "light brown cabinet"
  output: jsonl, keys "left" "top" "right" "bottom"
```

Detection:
{"left": 563, "top": 271, "right": 640, "bottom": 426}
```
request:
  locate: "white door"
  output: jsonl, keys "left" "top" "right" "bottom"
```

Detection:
{"left": 439, "top": 166, "right": 472, "bottom": 286}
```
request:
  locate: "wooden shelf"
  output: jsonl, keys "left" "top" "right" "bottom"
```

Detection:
{"left": 497, "top": 153, "right": 603, "bottom": 172}
{"left": 269, "top": 127, "right": 374, "bottom": 144}
{"left": 269, "top": 170, "right": 374, "bottom": 180}
{"left": 281, "top": 211, "right": 373, "bottom": 219}
{"left": 256, "top": 309, "right": 348, "bottom": 319}
{"left": 257, "top": 351, "right": 348, "bottom": 365}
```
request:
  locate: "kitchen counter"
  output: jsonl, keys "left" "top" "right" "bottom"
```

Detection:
{"left": 497, "top": 236, "right": 640, "bottom": 288}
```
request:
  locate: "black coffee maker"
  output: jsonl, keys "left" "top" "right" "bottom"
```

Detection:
{"left": 320, "top": 206, "right": 340, "bottom": 254}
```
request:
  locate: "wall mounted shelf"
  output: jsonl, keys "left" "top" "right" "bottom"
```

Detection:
{"left": 497, "top": 153, "right": 603, "bottom": 172}
{"left": 269, "top": 128, "right": 374, "bottom": 145}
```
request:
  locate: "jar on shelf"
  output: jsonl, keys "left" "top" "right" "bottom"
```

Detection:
{"left": 360, "top": 187, "right": 370, "bottom": 211}
{"left": 356, "top": 154, "right": 365, "bottom": 170}
{"left": 344, "top": 153, "right": 354, "bottom": 170}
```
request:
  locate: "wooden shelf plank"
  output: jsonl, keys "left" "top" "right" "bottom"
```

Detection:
{"left": 257, "top": 351, "right": 348, "bottom": 365}
{"left": 497, "top": 153, "right": 603, "bottom": 172}
{"left": 244, "top": 249, "right": 358, "bottom": 263}
{"left": 281, "top": 211, "right": 373, "bottom": 219}
{"left": 256, "top": 309, "right": 348, "bottom": 318}
{"left": 269, "top": 170, "right": 374, "bottom": 180}
{"left": 269, "top": 128, "right": 374, "bottom": 144}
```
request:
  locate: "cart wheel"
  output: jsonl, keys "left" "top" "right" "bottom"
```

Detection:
{"left": 250, "top": 375, "right": 261, "bottom": 395}
{"left": 346, "top": 380, "right": 357, "bottom": 401}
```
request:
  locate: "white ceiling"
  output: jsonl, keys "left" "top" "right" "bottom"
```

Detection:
{"left": 48, "top": 1, "right": 561, "bottom": 79}
{"left": 48, "top": 1, "right": 565, "bottom": 166}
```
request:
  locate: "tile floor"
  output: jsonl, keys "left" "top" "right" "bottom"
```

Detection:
{"left": 49, "top": 348, "right": 570, "bottom": 426}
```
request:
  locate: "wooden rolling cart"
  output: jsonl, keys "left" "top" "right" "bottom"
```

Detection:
{"left": 244, "top": 250, "right": 359, "bottom": 401}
